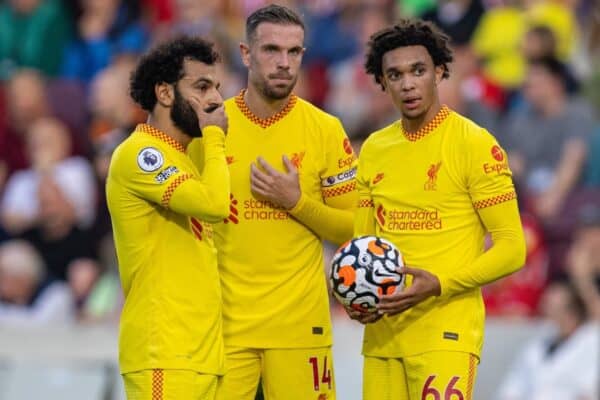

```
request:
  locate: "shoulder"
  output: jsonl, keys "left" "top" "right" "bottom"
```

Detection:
{"left": 361, "top": 121, "right": 400, "bottom": 154}
{"left": 109, "top": 132, "right": 170, "bottom": 177}
{"left": 448, "top": 111, "right": 499, "bottom": 147}
{"left": 295, "top": 97, "right": 342, "bottom": 127}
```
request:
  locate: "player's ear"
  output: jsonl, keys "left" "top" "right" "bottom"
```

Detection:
{"left": 155, "top": 82, "right": 174, "bottom": 107}
{"left": 240, "top": 42, "right": 251, "bottom": 68}
{"left": 380, "top": 76, "right": 388, "bottom": 93}
{"left": 434, "top": 65, "right": 445, "bottom": 85}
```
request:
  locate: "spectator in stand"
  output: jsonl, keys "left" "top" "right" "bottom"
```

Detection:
{"left": 483, "top": 213, "right": 549, "bottom": 317}
{"left": 87, "top": 59, "right": 145, "bottom": 143}
{"left": 61, "top": 0, "right": 148, "bottom": 85}
{"left": 438, "top": 45, "right": 503, "bottom": 133}
{"left": 1, "top": 117, "right": 97, "bottom": 235}
{"left": 19, "top": 173, "right": 97, "bottom": 281}
{"left": 0, "top": 0, "right": 72, "bottom": 80}
{"left": 324, "top": 5, "right": 397, "bottom": 138}
{"left": 566, "top": 203, "right": 600, "bottom": 320}
{"left": 582, "top": 126, "right": 600, "bottom": 187}
{"left": 0, "top": 239, "right": 74, "bottom": 326}
{"left": 522, "top": 25, "right": 558, "bottom": 61}
{"left": 422, "top": 0, "right": 485, "bottom": 45}
{"left": 0, "top": 69, "right": 51, "bottom": 190}
{"left": 495, "top": 280, "right": 599, "bottom": 400}
{"left": 501, "top": 56, "right": 595, "bottom": 219}
{"left": 67, "top": 257, "right": 120, "bottom": 323}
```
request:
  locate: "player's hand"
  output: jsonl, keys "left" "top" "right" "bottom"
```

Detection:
{"left": 344, "top": 306, "right": 382, "bottom": 324}
{"left": 188, "top": 97, "right": 228, "bottom": 133}
{"left": 377, "top": 266, "right": 441, "bottom": 317}
{"left": 250, "top": 155, "right": 301, "bottom": 210}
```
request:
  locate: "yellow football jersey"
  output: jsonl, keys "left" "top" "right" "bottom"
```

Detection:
{"left": 213, "top": 91, "right": 357, "bottom": 348}
{"left": 107, "top": 123, "right": 229, "bottom": 374}
{"left": 355, "top": 106, "right": 524, "bottom": 358}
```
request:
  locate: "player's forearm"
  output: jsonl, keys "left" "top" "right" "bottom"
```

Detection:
{"left": 354, "top": 198, "right": 375, "bottom": 237}
{"left": 288, "top": 193, "right": 354, "bottom": 245}
{"left": 169, "top": 127, "right": 230, "bottom": 222}
{"left": 437, "top": 200, "right": 526, "bottom": 297}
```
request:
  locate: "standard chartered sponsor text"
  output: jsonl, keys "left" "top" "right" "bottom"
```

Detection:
{"left": 243, "top": 199, "right": 289, "bottom": 220}
{"left": 387, "top": 209, "right": 442, "bottom": 231}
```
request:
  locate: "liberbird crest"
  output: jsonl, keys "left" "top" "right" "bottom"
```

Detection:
{"left": 424, "top": 161, "right": 442, "bottom": 191}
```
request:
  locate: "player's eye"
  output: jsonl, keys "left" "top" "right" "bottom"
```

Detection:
{"left": 387, "top": 71, "right": 400, "bottom": 80}
{"left": 289, "top": 48, "right": 302, "bottom": 56}
{"left": 414, "top": 67, "right": 425, "bottom": 76}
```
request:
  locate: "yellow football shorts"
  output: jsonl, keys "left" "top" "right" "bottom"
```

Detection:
{"left": 123, "top": 369, "right": 218, "bottom": 400}
{"left": 363, "top": 351, "right": 478, "bottom": 400}
{"left": 216, "top": 346, "right": 335, "bottom": 400}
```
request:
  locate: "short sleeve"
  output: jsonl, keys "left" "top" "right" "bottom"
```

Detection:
{"left": 467, "top": 129, "right": 517, "bottom": 210}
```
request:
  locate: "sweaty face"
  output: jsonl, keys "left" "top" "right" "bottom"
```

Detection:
{"left": 380, "top": 45, "right": 444, "bottom": 123}
{"left": 244, "top": 22, "right": 305, "bottom": 100}
{"left": 170, "top": 59, "right": 223, "bottom": 138}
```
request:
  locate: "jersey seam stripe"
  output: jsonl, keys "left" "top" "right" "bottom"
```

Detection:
{"left": 358, "top": 199, "right": 374, "bottom": 208}
{"left": 234, "top": 89, "right": 297, "bottom": 129}
{"left": 322, "top": 181, "right": 356, "bottom": 198}
{"left": 161, "top": 174, "right": 193, "bottom": 207}
{"left": 472, "top": 191, "right": 517, "bottom": 209}
{"left": 400, "top": 105, "right": 451, "bottom": 142}
{"left": 136, "top": 123, "right": 186, "bottom": 153}
{"left": 152, "top": 369, "right": 163, "bottom": 399}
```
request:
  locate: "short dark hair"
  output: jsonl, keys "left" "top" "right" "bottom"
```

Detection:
{"left": 365, "top": 19, "right": 453, "bottom": 90}
{"left": 129, "top": 36, "right": 220, "bottom": 112}
{"left": 246, "top": 4, "right": 304, "bottom": 43}
{"left": 528, "top": 55, "right": 578, "bottom": 93}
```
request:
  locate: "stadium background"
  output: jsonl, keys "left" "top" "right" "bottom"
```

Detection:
{"left": 0, "top": 0, "right": 598, "bottom": 399}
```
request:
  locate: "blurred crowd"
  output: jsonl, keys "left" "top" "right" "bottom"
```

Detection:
{"left": 0, "top": 0, "right": 598, "bottom": 351}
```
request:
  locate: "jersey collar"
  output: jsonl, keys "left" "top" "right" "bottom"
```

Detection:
{"left": 234, "top": 89, "right": 297, "bottom": 129}
{"left": 400, "top": 105, "right": 451, "bottom": 142}
{"left": 136, "top": 123, "right": 186, "bottom": 153}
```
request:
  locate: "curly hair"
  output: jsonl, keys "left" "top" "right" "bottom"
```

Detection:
{"left": 129, "top": 36, "right": 220, "bottom": 112}
{"left": 365, "top": 19, "right": 453, "bottom": 90}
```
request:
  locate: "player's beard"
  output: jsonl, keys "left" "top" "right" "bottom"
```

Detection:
{"left": 254, "top": 73, "right": 297, "bottom": 100}
{"left": 171, "top": 87, "right": 202, "bottom": 138}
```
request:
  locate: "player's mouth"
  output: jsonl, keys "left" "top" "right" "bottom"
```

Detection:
{"left": 269, "top": 73, "right": 293, "bottom": 82}
{"left": 402, "top": 97, "right": 421, "bottom": 110}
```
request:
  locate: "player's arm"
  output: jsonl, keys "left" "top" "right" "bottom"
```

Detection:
{"left": 437, "top": 194, "right": 525, "bottom": 297}
{"left": 378, "top": 131, "right": 526, "bottom": 315}
{"left": 166, "top": 125, "right": 230, "bottom": 222}
{"left": 436, "top": 133, "right": 526, "bottom": 297}
{"left": 121, "top": 125, "right": 229, "bottom": 222}
{"left": 354, "top": 156, "right": 376, "bottom": 237}
{"left": 250, "top": 118, "right": 356, "bottom": 245}
{"left": 288, "top": 118, "right": 356, "bottom": 244}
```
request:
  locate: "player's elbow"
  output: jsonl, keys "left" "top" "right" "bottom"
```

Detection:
{"left": 197, "top": 195, "right": 230, "bottom": 223}
{"left": 507, "top": 231, "right": 527, "bottom": 275}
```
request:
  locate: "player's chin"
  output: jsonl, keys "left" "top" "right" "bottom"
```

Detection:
{"left": 267, "top": 83, "right": 294, "bottom": 99}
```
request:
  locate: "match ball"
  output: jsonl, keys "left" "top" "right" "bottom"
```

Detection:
{"left": 330, "top": 236, "right": 405, "bottom": 312}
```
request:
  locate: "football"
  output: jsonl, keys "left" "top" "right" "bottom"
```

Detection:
{"left": 330, "top": 235, "right": 405, "bottom": 312}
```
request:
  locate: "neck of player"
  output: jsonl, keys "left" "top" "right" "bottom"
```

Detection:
{"left": 244, "top": 84, "right": 291, "bottom": 120}
{"left": 402, "top": 99, "right": 442, "bottom": 133}
{"left": 147, "top": 114, "right": 192, "bottom": 149}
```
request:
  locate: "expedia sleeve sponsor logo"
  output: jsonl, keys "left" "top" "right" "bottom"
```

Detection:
{"left": 154, "top": 166, "right": 179, "bottom": 183}
{"left": 321, "top": 167, "right": 357, "bottom": 187}
{"left": 337, "top": 155, "right": 355, "bottom": 169}
{"left": 483, "top": 161, "right": 509, "bottom": 175}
